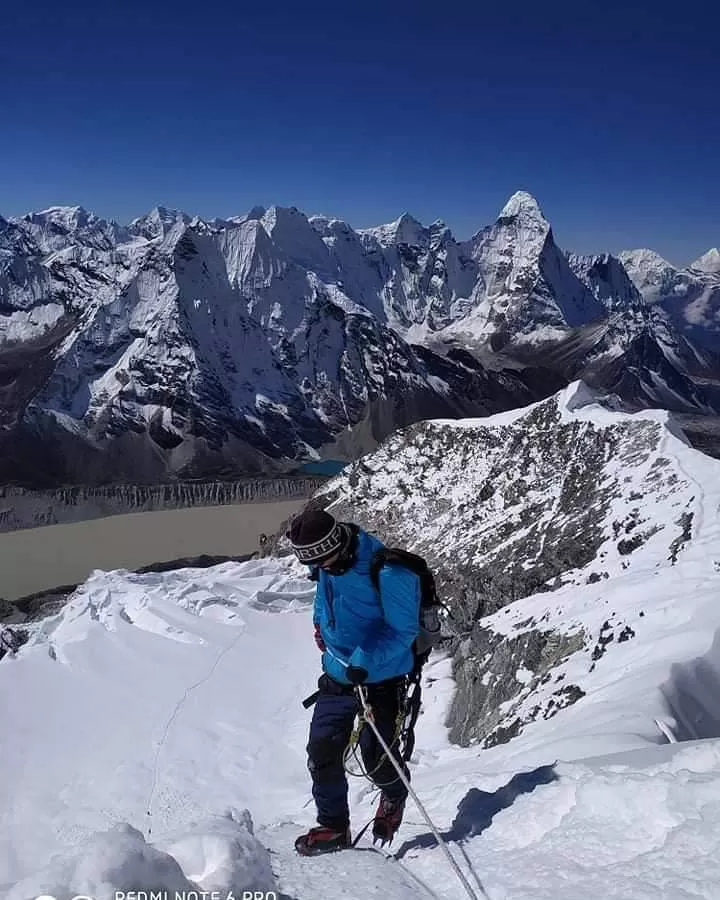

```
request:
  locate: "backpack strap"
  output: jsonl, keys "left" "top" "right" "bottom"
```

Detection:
{"left": 370, "top": 548, "right": 432, "bottom": 599}
{"left": 369, "top": 549, "right": 388, "bottom": 592}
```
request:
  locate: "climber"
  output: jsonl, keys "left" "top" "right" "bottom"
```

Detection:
{"left": 288, "top": 509, "right": 422, "bottom": 855}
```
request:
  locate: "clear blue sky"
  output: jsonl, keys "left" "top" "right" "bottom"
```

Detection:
{"left": 2, "top": 0, "right": 718, "bottom": 264}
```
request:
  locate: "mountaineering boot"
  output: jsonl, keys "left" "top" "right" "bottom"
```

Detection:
{"left": 372, "top": 794, "right": 406, "bottom": 845}
{"left": 294, "top": 824, "right": 351, "bottom": 856}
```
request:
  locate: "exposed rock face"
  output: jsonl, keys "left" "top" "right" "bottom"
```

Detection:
{"left": 321, "top": 387, "right": 682, "bottom": 623}
{"left": 300, "top": 381, "right": 705, "bottom": 746}
{"left": 448, "top": 626, "right": 587, "bottom": 746}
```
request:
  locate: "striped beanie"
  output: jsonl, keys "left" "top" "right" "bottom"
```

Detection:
{"left": 288, "top": 510, "right": 344, "bottom": 564}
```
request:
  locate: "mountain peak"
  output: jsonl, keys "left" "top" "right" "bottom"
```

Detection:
{"left": 260, "top": 205, "right": 313, "bottom": 235}
{"left": 12, "top": 206, "right": 128, "bottom": 254}
{"left": 27, "top": 205, "right": 93, "bottom": 230}
{"left": 129, "top": 207, "right": 189, "bottom": 240}
{"left": 392, "top": 212, "right": 425, "bottom": 245}
{"left": 129, "top": 206, "right": 189, "bottom": 227}
{"left": 498, "top": 191, "right": 547, "bottom": 223}
{"left": 619, "top": 248, "right": 676, "bottom": 274}
{"left": 360, "top": 212, "right": 427, "bottom": 248}
{"left": 259, "top": 205, "right": 332, "bottom": 272}
{"left": 246, "top": 205, "right": 267, "bottom": 221}
{"left": 690, "top": 248, "right": 720, "bottom": 275}
{"left": 148, "top": 206, "right": 187, "bottom": 223}
{"left": 394, "top": 211, "right": 421, "bottom": 227}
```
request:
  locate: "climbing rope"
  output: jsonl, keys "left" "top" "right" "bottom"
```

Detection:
{"left": 356, "top": 685, "right": 490, "bottom": 900}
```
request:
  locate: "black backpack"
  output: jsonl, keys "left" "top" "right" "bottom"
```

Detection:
{"left": 369, "top": 547, "right": 444, "bottom": 665}
{"left": 369, "top": 547, "right": 447, "bottom": 762}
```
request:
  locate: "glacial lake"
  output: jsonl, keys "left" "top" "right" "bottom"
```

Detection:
{"left": 0, "top": 499, "right": 305, "bottom": 603}
{"left": 295, "top": 459, "right": 348, "bottom": 476}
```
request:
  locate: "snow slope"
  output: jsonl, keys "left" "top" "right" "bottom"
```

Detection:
{"left": 2, "top": 560, "right": 719, "bottom": 899}
{"left": 3, "top": 384, "right": 720, "bottom": 898}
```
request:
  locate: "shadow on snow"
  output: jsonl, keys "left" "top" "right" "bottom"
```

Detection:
{"left": 395, "top": 762, "right": 559, "bottom": 860}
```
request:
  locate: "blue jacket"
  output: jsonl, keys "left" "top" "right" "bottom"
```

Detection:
{"left": 313, "top": 528, "right": 421, "bottom": 685}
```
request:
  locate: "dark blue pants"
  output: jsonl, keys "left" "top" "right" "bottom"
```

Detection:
{"left": 307, "top": 674, "right": 409, "bottom": 830}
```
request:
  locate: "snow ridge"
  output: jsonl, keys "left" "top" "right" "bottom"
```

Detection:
{"left": 320, "top": 379, "right": 720, "bottom": 749}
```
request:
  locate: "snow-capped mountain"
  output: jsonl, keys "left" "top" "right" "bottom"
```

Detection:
{"left": 1, "top": 194, "right": 718, "bottom": 487}
{"left": 0, "top": 205, "right": 540, "bottom": 486}
{"left": 319, "top": 191, "right": 604, "bottom": 344}
{"left": 567, "top": 252, "right": 643, "bottom": 312}
{"left": 691, "top": 247, "right": 720, "bottom": 275}
{"left": 562, "top": 252, "right": 719, "bottom": 411}
{"left": 18, "top": 205, "right": 130, "bottom": 253}
{"left": 621, "top": 247, "right": 720, "bottom": 351}
{"left": 3, "top": 380, "right": 720, "bottom": 898}
{"left": 443, "top": 191, "right": 606, "bottom": 346}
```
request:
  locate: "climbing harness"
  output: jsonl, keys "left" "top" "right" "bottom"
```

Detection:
{"left": 343, "top": 676, "right": 408, "bottom": 783}
{"left": 302, "top": 658, "right": 423, "bottom": 786}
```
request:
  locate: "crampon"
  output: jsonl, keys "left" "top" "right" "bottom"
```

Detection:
{"left": 294, "top": 824, "right": 351, "bottom": 856}
{"left": 372, "top": 794, "right": 406, "bottom": 846}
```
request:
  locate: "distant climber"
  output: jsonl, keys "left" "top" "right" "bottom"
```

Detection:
{"left": 287, "top": 509, "right": 424, "bottom": 855}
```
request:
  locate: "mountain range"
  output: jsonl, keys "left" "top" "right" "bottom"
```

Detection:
{"left": 1, "top": 192, "right": 718, "bottom": 486}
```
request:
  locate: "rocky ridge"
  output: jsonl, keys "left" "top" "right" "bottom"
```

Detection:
{"left": 303, "top": 381, "right": 709, "bottom": 746}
